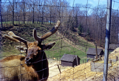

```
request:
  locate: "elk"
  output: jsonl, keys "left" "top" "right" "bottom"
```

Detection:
{"left": 15, "top": 45, "right": 27, "bottom": 53}
{"left": 0, "top": 20, "right": 60, "bottom": 81}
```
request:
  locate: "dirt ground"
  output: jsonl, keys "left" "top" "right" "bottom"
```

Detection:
{"left": 48, "top": 59, "right": 69, "bottom": 80}
{"left": 47, "top": 48, "right": 119, "bottom": 81}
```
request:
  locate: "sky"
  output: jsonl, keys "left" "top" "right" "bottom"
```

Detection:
{"left": 68, "top": 0, "right": 119, "bottom": 9}
{"left": 1, "top": 0, "right": 119, "bottom": 10}
{"left": 68, "top": 0, "right": 106, "bottom": 6}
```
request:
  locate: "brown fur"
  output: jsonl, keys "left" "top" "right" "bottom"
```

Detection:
{"left": 0, "top": 41, "right": 54, "bottom": 81}
{"left": 0, "top": 41, "right": 51, "bottom": 81}
{"left": 0, "top": 55, "right": 25, "bottom": 62}
{"left": 0, "top": 55, "right": 47, "bottom": 81}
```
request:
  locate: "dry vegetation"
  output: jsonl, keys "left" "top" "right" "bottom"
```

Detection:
{"left": 48, "top": 47, "right": 119, "bottom": 81}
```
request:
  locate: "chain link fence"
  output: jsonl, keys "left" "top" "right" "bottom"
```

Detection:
{"left": 0, "top": 0, "right": 119, "bottom": 81}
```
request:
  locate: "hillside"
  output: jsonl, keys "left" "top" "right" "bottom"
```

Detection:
{"left": 1, "top": 23, "right": 55, "bottom": 57}
{"left": 1, "top": 23, "right": 94, "bottom": 63}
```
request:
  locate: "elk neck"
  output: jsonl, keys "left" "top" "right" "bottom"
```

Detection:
{"left": 31, "top": 51, "right": 49, "bottom": 80}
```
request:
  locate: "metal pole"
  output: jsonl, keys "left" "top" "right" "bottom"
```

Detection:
{"left": 0, "top": 0, "right": 2, "bottom": 28}
{"left": 103, "top": 0, "right": 112, "bottom": 81}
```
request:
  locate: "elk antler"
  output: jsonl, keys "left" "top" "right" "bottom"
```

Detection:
{"left": 3, "top": 34, "right": 20, "bottom": 42}
{"left": 3, "top": 31, "right": 27, "bottom": 45}
{"left": 12, "top": 35, "right": 27, "bottom": 45}
{"left": 33, "top": 20, "right": 60, "bottom": 42}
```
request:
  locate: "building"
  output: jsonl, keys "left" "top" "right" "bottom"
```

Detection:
{"left": 109, "top": 44, "right": 119, "bottom": 52}
{"left": 87, "top": 48, "right": 104, "bottom": 58}
{"left": 60, "top": 54, "right": 80, "bottom": 67}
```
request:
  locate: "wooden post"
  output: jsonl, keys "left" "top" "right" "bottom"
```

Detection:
{"left": 57, "top": 65, "right": 61, "bottom": 74}
{"left": 110, "top": 60, "right": 112, "bottom": 67}
{"left": 116, "top": 56, "right": 118, "bottom": 61}
{"left": 99, "top": 55, "right": 101, "bottom": 60}
{"left": 95, "top": 43, "right": 98, "bottom": 60}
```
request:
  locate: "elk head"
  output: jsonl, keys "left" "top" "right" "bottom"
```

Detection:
{"left": 3, "top": 20, "right": 60, "bottom": 66}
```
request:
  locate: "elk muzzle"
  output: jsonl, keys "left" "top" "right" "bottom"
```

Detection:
{"left": 25, "top": 57, "right": 33, "bottom": 66}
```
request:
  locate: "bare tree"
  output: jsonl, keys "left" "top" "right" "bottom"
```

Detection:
{"left": 0, "top": 0, "right": 2, "bottom": 28}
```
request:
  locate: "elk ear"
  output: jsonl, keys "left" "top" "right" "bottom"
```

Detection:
{"left": 42, "top": 42, "right": 55, "bottom": 50}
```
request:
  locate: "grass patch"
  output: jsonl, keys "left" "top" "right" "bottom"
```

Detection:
{"left": 0, "top": 45, "right": 21, "bottom": 59}
{"left": 45, "top": 34, "right": 87, "bottom": 64}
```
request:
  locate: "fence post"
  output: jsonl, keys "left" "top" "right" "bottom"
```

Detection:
{"left": 0, "top": 0, "right": 2, "bottom": 28}
{"left": 103, "top": 0, "right": 112, "bottom": 81}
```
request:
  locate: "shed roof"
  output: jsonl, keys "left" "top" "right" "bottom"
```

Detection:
{"left": 60, "top": 54, "right": 79, "bottom": 62}
{"left": 109, "top": 44, "right": 119, "bottom": 50}
{"left": 87, "top": 48, "right": 103, "bottom": 55}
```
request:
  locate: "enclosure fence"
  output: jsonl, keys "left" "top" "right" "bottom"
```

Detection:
{"left": 0, "top": 0, "right": 119, "bottom": 81}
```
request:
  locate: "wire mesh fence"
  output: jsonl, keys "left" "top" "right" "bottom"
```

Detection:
{"left": 0, "top": 0, "right": 119, "bottom": 81}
